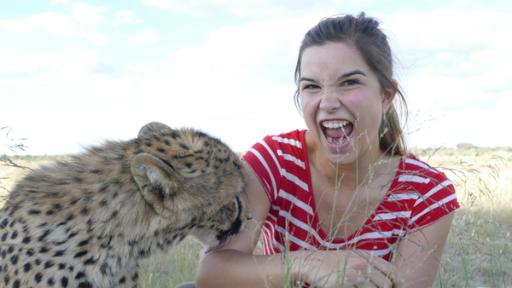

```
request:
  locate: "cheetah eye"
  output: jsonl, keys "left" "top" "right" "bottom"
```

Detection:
{"left": 156, "top": 157, "right": 176, "bottom": 172}
{"left": 169, "top": 150, "right": 193, "bottom": 159}
{"left": 155, "top": 183, "right": 166, "bottom": 200}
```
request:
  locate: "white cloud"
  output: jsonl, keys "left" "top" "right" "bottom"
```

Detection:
{"left": 0, "top": 14, "right": 318, "bottom": 155}
{"left": 382, "top": 9, "right": 512, "bottom": 78}
{"left": 130, "top": 28, "right": 159, "bottom": 44}
{"left": 112, "top": 10, "right": 140, "bottom": 25}
{"left": 2, "top": 4, "right": 511, "bottom": 155}
{"left": 155, "top": 14, "right": 324, "bottom": 82}
{"left": 141, "top": 0, "right": 309, "bottom": 17}
{"left": 0, "top": 2, "right": 110, "bottom": 45}
{"left": 0, "top": 49, "right": 100, "bottom": 76}
{"left": 141, "top": 0, "right": 207, "bottom": 16}
{"left": 0, "top": 12, "right": 74, "bottom": 35}
{"left": 50, "top": 0, "right": 70, "bottom": 5}
{"left": 407, "top": 93, "right": 511, "bottom": 148}
{"left": 376, "top": 8, "right": 512, "bottom": 147}
{"left": 70, "top": 2, "right": 106, "bottom": 27}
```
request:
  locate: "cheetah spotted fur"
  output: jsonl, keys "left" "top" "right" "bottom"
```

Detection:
{"left": 0, "top": 122, "right": 248, "bottom": 288}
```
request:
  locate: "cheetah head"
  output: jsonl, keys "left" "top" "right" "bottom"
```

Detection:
{"left": 130, "top": 122, "right": 250, "bottom": 248}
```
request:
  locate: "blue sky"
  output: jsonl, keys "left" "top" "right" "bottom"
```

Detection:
{"left": 1, "top": 0, "right": 511, "bottom": 155}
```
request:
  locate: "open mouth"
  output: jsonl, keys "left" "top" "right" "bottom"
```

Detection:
{"left": 204, "top": 238, "right": 229, "bottom": 254}
{"left": 204, "top": 221, "right": 239, "bottom": 254}
{"left": 204, "top": 196, "right": 243, "bottom": 254}
{"left": 320, "top": 119, "right": 354, "bottom": 149}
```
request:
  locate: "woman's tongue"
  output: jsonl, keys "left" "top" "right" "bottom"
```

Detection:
{"left": 324, "top": 124, "right": 353, "bottom": 145}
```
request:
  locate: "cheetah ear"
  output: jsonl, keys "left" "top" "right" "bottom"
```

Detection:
{"left": 131, "top": 153, "right": 181, "bottom": 215}
{"left": 137, "top": 122, "right": 173, "bottom": 137}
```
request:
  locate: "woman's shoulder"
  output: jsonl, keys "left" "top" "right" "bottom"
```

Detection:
{"left": 248, "top": 129, "right": 307, "bottom": 156}
{"left": 242, "top": 129, "right": 308, "bottom": 203}
{"left": 243, "top": 129, "right": 307, "bottom": 168}
{"left": 395, "top": 154, "right": 454, "bottom": 193}
{"left": 400, "top": 154, "right": 450, "bottom": 180}
{"left": 262, "top": 129, "right": 306, "bottom": 147}
{"left": 398, "top": 154, "right": 459, "bottom": 230}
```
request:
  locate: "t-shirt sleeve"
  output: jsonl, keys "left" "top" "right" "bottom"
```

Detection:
{"left": 243, "top": 136, "right": 281, "bottom": 202}
{"left": 408, "top": 172, "right": 460, "bottom": 231}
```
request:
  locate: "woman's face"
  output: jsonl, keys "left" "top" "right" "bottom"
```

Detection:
{"left": 299, "top": 41, "right": 393, "bottom": 165}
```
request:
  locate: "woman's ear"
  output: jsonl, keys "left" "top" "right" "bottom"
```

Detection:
{"left": 382, "top": 80, "right": 398, "bottom": 112}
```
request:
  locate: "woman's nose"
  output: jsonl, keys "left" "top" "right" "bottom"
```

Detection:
{"left": 319, "top": 90, "right": 342, "bottom": 112}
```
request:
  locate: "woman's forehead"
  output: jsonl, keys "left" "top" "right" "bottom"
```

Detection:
{"left": 300, "top": 42, "right": 370, "bottom": 79}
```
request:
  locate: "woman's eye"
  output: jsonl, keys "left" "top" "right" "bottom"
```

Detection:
{"left": 302, "top": 84, "right": 319, "bottom": 90}
{"left": 341, "top": 79, "right": 359, "bottom": 86}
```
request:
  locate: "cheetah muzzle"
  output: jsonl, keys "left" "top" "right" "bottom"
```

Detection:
{"left": 0, "top": 122, "right": 249, "bottom": 288}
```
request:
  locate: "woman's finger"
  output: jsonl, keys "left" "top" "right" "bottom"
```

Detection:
{"left": 353, "top": 279, "right": 378, "bottom": 288}
{"left": 356, "top": 251, "right": 398, "bottom": 283}
{"left": 366, "top": 265, "right": 393, "bottom": 288}
{"left": 346, "top": 251, "right": 394, "bottom": 288}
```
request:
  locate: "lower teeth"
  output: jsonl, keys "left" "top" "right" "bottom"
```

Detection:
{"left": 327, "top": 136, "right": 347, "bottom": 145}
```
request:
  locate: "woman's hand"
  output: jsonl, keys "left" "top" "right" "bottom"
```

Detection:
{"left": 293, "top": 250, "right": 402, "bottom": 288}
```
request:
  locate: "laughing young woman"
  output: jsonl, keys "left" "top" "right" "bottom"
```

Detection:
{"left": 194, "top": 13, "right": 459, "bottom": 288}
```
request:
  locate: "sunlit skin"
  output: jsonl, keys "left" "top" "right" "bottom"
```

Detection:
{"left": 299, "top": 41, "right": 403, "bottom": 239}
{"left": 196, "top": 40, "right": 455, "bottom": 288}
{"left": 299, "top": 41, "right": 396, "bottom": 182}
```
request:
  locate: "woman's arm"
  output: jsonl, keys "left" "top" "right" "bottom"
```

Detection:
{"left": 196, "top": 164, "right": 397, "bottom": 288}
{"left": 196, "top": 163, "right": 289, "bottom": 287}
{"left": 294, "top": 212, "right": 456, "bottom": 288}
{"left": 394, "top": 213, "right": 456, "bottom": 287}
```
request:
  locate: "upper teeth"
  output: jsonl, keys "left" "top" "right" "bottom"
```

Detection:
{"left": 322, "top": 120, "right": 349, "bottom": 129}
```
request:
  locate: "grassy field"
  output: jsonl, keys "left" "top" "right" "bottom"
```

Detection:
{"left": 413, "top": 148, "right": 512, "bottom": 288}
{"left": 1, "top": 148, "right": 511, "bottom": 287}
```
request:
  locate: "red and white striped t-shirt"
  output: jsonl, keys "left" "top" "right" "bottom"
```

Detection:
{"left": 243, "top": 130, "right": 459, "bottom": 261}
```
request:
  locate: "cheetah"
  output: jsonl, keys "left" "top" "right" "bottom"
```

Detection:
{"left": 0, "top": 122, "right": 249, "bottom": 288}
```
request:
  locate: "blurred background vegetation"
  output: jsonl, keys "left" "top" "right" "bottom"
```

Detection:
{"left": 2, "top": 146, "right": 511, "bottom": 287}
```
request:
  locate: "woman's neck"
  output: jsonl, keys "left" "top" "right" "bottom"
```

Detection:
{"left": 309, "top": 143, "right": 387, "bottom": 189}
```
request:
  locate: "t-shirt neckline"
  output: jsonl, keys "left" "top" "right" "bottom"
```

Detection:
{"left": 299, "top": 129, "right": 404, "bottom": 244}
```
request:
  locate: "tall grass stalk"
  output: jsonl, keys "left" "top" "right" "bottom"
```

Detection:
{"left": 2, "top": 147, "right": 511, "bottom": 287}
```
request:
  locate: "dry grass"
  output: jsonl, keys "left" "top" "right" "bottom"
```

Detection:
{"left": 414, "top": 148, "right": 512, "bottom": 287}
{"left": 1, "top": 148, "right": 511, "bottom": 287}
{"left": 0, "top": 155, "right": 62, "bottom": 196}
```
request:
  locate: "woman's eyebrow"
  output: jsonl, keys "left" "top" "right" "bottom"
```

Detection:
{"left": 298, "top": 76, "right": 317, "bottom": 83}
{"left": 299, "top": 70, "right": 367, "bottom": 83}
{"left": 337, "top": 70, "right": 367, "bottom": 81}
